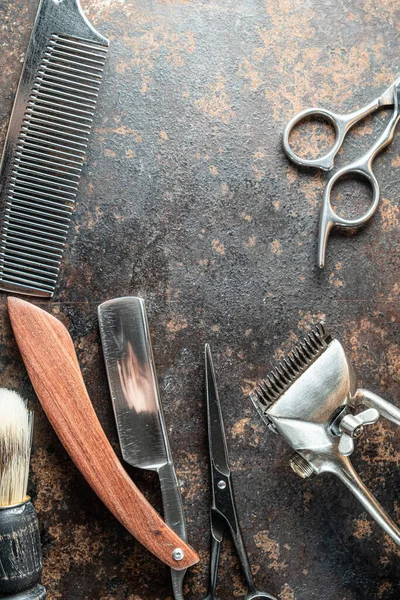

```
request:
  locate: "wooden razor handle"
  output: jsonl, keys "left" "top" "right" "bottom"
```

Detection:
{"left": 8, "top": 297, "right": 198, "bottom": 570}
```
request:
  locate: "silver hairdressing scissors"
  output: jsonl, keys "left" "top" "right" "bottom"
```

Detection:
{"left": 283, "top": 77, "right": 400, "bottom": 267}
{"left": 203, "top": 344, "right": 277, "bottom": 600}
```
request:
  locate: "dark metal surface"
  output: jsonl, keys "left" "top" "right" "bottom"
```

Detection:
{"left": 0, "top": 1, "right": 399, "bottom": 599}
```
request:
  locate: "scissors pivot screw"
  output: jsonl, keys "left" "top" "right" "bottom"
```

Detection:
{"left": 172, "top": 548, "right": 185, "bottom": 561}
{"left": 217, "top": 480, "right": 227, "bottom": 490}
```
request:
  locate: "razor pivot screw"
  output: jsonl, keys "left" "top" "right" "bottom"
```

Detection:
{"left": 172, "top": 548, "right": 185, "bottom": 561}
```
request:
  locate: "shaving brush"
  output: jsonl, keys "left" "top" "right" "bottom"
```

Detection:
{"left": 0, "top": 389, "right": 45, "bottom": 599}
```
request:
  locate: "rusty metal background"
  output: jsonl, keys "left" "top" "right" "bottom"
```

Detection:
{"left": 0, "top": 1, "right": 399, "bottom": 598}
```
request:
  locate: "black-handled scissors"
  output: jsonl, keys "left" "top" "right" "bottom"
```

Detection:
{"left": 283, "top": 77, "right": 400, "bottom": 268}
{"left": 203, "top": 344, "right": 277, "bottom": 600}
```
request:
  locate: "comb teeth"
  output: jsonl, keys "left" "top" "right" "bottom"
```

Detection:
{"left": 0, "top": 34, "right": 107, "bottom": 297}
{"left": 251, "top": 323, "right": 332, "bottom": 415}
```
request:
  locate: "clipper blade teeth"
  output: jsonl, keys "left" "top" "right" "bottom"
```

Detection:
{"left": 250, "top": 322, "right": 332, "bottom": 415}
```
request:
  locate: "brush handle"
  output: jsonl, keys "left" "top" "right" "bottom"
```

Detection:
{"left": 8, "top": 297, "right": 198, "bottom": 570}
{"left": 0, "top": 500, "right": 45, "bottom": 598}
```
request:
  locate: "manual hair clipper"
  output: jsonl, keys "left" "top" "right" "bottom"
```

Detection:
{"left": 250, "top": 323, "right": 400, "bottom": 545}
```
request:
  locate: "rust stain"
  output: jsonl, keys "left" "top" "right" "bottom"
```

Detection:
{"left": 159, "top": 130, "right": 169, "bottom": 142}
{"left": 212, "top": 239, "right": 225, "bottom": 255}
{"left": 378, "top": 581, "right": 393, "bottom": 598}
{"left": 232, "top": 572, "right": 247, "bottom": 596}
{"left": 30, "top": 449, "right": 70, "bottom": 515}
{"left": 167, "top": 318, "right": 188, "bottom": 332}
{"left": 42, "top": 521, "right": 107, "bottom": 595}
{"left": 245, "top": 236, "right": 256, "bottom": 248}
{"left": 254, "top": 530, "right": 287, "bottom": 571}
{"left": 273, "top": 330, "right": 301, "bottom": 362}
{"left": 353, "top": 517, "right": 373, "bottom": 539}
{"left": 270, "top": 240, "right": 282, "bottom": 255}
{"left": 359, "top": 421, "right": 398, "bottom": 466}
{"left": 286, "top": 166, "right": 297, "bottom": 186}
{"left": 328, "top": 270, "right": 344, "bottom": 288}
{"left": 380, "top": 197, "right": 399, "bottom": 232}
{"left": 280, "top": 582, "right": 296, "bottom": 600}
{"left": 297, "top": 311, "right": 326, "bottom": 331}
{"left": 391, "top": 156, "right": 400, "bottom": 167}
{"left": 297, "top": 174, "right": 325, "bottom": 213}
{"left": 345, "top": 318, "right": 400, "bottom": 395}
{"left": 238, "top": 56, "right": 264, "bottom": 91}
{"left": 231, "top": 417, "right": 250, "bottom": 437}
{"left": 176, "top": 452, "right": 203, "bottom": 504}
{"left": 117, "top": 25, "right": 196, "bottom": 93}
{"left": 235, "top": 0, "right": 393, "bottom": 128}
{"left": 95, "top": 125, "right": 143, "bottom": 143}
{"left": 194, "top": 75, "right": 236, "bottom": 124}
{"left": 252, "top": 164, "right": 265, "bottom": 181}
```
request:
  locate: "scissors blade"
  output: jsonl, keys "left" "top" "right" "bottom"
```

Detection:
{"left": 205, "top": 344, "right": 231, "bottom": 477}
{"left": 210, "top": 508, "right": 225, "bottom": 543}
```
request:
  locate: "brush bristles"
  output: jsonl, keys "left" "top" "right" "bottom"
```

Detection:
{"left": 0, "top": 389, "right": 33, "bottom": 507}
{"left": 251, "top": 322, "right": 332, "bottom": 412}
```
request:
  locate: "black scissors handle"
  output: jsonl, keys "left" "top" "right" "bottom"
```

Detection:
{"left": 210, "top": 471, "right": 261, "bottom": 594}
{"left": 208, "top": 497, "right": 277, "bottom": 600}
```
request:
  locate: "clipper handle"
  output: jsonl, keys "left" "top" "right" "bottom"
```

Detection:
{"left": 336, "top": 388, "right": 400, "bottom": 544}
{"left": 354, "top": 389, "right": 400, "bottom": 426}
{"left": 328, "top": 455, "right": 400, "bottom": 545}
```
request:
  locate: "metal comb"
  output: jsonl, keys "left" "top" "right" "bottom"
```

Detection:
{"left": 0, "top": 0, "right": 108, "bottom": 297}
{"left": 251, "top": 323, "right": 400, "bottom": 545}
